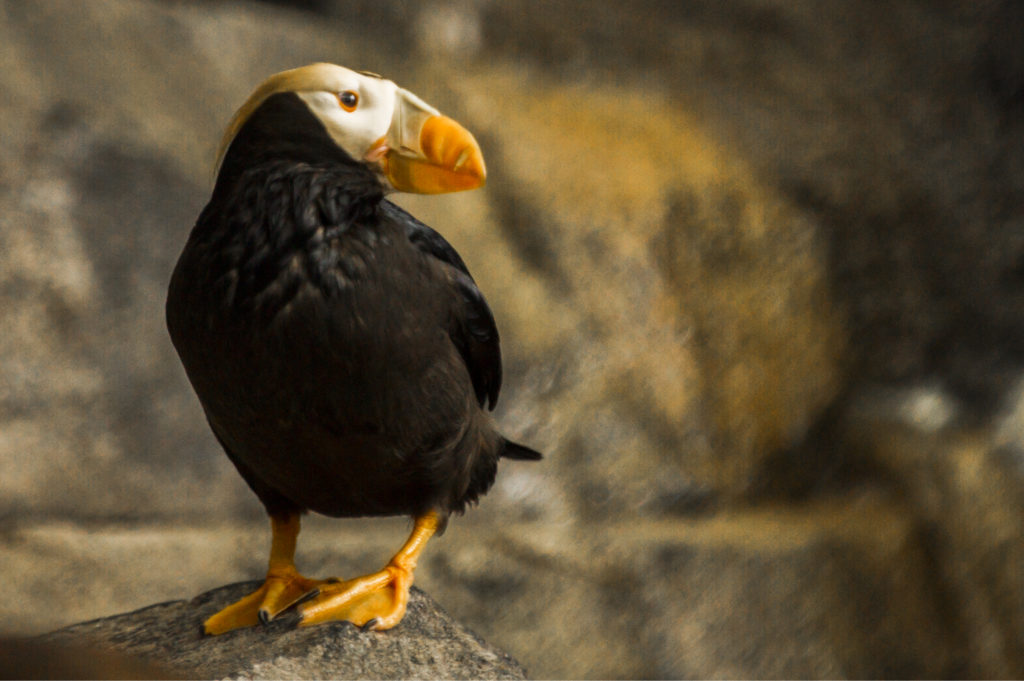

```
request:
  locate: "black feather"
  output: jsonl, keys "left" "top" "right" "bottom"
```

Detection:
{"left": 392, "top": 202, "right": 503, "bottom": 410}
{"left": 502, "top": 439, "right": 543, "bottom": 460}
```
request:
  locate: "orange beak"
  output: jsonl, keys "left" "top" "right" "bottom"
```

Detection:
{"left": 383, "top": 115, "right": 486, "bottom": 194}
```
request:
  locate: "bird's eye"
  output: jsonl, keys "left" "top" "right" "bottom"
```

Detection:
{"left": 338, "top": 90, "right": 359, "bottom": 112}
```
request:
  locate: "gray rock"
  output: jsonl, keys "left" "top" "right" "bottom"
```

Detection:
{"left": 40, "top": 582, "right": 527, "bottom": 680}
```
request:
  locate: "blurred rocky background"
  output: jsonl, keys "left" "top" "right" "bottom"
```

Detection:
{"left": 1, "top": 0, "right": 1023, "bottom": 677}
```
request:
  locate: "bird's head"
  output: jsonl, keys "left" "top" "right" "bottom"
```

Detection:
{"left": 216, "top": 63, "right": 486, "bottom": 194}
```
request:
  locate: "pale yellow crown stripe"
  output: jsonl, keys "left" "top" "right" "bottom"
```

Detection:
{"left": 213, "top": 63, "right": 344, "bottom": 177}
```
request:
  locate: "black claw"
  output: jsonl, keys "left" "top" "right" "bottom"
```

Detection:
{"left": 258, "top": 608, "right": 272, "bottom": 626}
{"left": 361, "top": 618, "right": 380, "bottom": 632}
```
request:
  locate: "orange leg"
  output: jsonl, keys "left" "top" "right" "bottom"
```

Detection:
{"left": 203, "top": 512, "right": 326, "bottom": 635}
{"left": 298, "top": 511, "right": 440, "bottom": 631}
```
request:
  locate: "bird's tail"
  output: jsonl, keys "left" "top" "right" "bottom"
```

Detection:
{"left": 501, "top": 438, "right": 543, "bottom": 461}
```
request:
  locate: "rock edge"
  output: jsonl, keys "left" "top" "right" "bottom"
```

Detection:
{"left": 38, "top": 582, "right": 527, "bottom": 680}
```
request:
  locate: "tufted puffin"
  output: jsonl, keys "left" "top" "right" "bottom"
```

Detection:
{"left": 166, "top": 63, "right": 541, "bottom": 634}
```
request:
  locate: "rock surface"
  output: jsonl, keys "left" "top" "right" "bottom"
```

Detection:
{"left": 39, "top": 582, "right": 526, "bottom": 680}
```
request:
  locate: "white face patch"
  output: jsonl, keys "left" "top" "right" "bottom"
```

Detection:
{"left": 295, "top": 69, "right": 400, "bottom": 162}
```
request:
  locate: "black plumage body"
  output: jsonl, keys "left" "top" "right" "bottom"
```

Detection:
{"left": 166, "top": 93, "right": 536, "bottom": 521}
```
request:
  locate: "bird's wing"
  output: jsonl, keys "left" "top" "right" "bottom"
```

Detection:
{"left": 447, "top": 267, "right": 502, "bottom": 410}
{"left": 382, "top": 201, "right": 502, "bottom": 410}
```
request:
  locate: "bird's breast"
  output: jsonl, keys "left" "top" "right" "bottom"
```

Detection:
{"left": 170, "top": 189, "right": 452, "bottom": 407}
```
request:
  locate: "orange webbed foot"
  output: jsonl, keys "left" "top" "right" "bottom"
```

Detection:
{"left": 203, "top": 512, "right": 327, "bottom": 635}
{"left": 298, "top": 511, "right": 439, "bottom": 631}
{"left": 206, "top": 511, "right": 439, "bottom": 634}
{"left": 298, "top": 564, "right": 412, "bottom": 631}
{"left": 203, "top": 566, "right": 327, "bottom": 635}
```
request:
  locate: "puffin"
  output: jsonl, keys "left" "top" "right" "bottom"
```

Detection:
{"left": 166, "top": 63, "right": 541, "bottom": 635}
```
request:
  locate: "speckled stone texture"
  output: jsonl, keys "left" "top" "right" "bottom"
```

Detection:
{"left": 40, "top": 583, "right": 527, "bottom": 680}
